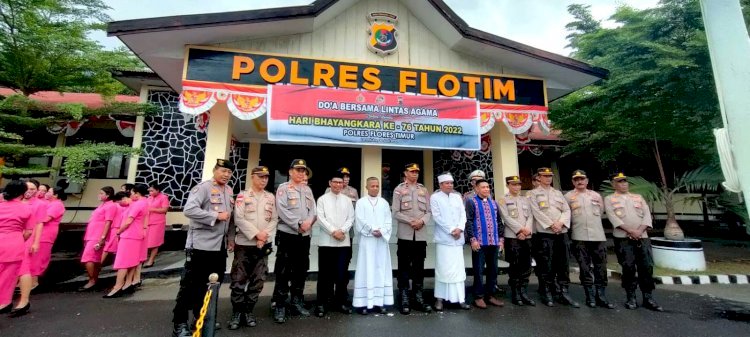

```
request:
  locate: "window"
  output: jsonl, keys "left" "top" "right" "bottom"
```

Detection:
{"left": 62, "top": 120, "right": 133, "bottom": 179}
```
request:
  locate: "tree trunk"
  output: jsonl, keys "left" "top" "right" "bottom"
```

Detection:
{"left": 654, "top": 140, "right": 685, "bottom": 240}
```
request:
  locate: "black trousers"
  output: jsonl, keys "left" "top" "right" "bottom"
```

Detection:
{"left": 471, "top": 245, "right": 499, "bottom": 298}
{"left": 317, "top": 246, "right": 351, "bottom": 305}
{"left": 397, "top": 239, "right": 427, "bottom": 290}
{"left": 272, "top": 231, "right": 311, "bottom": 303}
{"left": 230, "top": 245, "right": 268, "bottom": 312}
{"left": 533, "top": 233, "right": 571, "bottom": 293}
{"left": 614, "top": 238, "right": 655, "bottom": 292}
{"left": 572, "top": 240, "right": 608, "bottom": 287}
{"left": 505, "top": 238, "right": 533, "bottom": 288}
{"left": 172, "top": 249, "right": 227, "bottom": 324}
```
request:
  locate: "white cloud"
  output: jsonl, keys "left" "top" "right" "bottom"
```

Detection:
{"left": 94, "top": 0, "right": 658, "bottom": 56}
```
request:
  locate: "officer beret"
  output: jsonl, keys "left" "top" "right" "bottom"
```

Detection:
{"left": 505, "top": 175, "right": 522, "bottom": 184}
{"left": 572, "top": 170, "right": 587, "bottom": 179}
{"left": 215, "top": 158, "right": 234, "bottom": 170}
{"left": 469, "top": 170, "right": 486, "bottom": 179}
{"left": 404, "top": 163, "right": 420, "bottom": 171}
{"left": 612, "top": 172, "right": 628, "bottom": 181}
{"left": 290, "top": 159, "right": 308, "bottom": 169}
{"left": 251, "top": 166, "right": 270, "bottom": 176}
{"left": 537, "top": 167, "right": 553, "bottom": 176}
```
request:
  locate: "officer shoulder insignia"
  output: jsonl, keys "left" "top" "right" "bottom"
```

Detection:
{"left": 498, "top": 197, "right": 505, "bottom": 204}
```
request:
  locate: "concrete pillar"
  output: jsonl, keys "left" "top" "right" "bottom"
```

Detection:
{"left": 245, "top": 142, "right": 261, "bottom": 187}
{"left": 126, "top": 86, "right": 150, "bottom": 183}
{"left": 490, "top": 125, "right": 519, "bottom": 197}
{"left": 423, "top": 149, "right": 434, "bottom": 193}
{"left": 360, "top": 146, "right": 382, "bottom": 196}
{"left": 700, "top": 0, "right": 750, "bottom": 214}
{"left": 202, "top": 104, "right": 234, "bottom": 181}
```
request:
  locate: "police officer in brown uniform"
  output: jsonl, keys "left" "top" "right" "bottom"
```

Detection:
{"left": 604, "top": 173, "right": 663, "bottom": 311}
{"left": 228, "top": 166, "right": 278, "bottom": 329}
{"left": 529, "top": 167, "right": 578, "bottom": 308}
{"left": 564, "top": 170, "right": 614, "bottom": 309}
{"left": 172, "top": 159, "right": 234, "bottom": 337}
{"left": 272, "top": 159, "right": 317, "bottom": 323}
{"left": 392, "top": 163, "right": 432, "bottom": 314}
{"left": 498, "top": 175, "right": 535, "bottom": 306}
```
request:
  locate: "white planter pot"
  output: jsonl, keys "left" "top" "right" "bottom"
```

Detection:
{"left": 651, "top": 237, "right": 706, "bottom": 272}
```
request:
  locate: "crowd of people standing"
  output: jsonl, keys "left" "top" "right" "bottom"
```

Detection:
{"left": 168, "top": 158, "right": 663, "bottom": 337}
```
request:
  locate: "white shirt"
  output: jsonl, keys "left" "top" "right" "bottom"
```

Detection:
{"left": 316, "top": 191, "right": 355, "bottom": 247}
{"left": 430, "top": 190, "right": 466, "bottom": 246}
{"left": 355, "top": 196, "right": 393, "bottom": 241}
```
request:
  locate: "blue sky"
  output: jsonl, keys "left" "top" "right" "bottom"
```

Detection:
{"left": 93, "top": 0, "right": 659, "bottom": 56}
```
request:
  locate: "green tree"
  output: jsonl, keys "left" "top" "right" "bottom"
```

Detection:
{"left": 0, "top": 0, "right": 155, "bottom": 183}
{"left": 551, "top": 0, "right": 728, "bottom": 239}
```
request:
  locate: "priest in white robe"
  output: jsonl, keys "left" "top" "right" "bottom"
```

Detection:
{"left": 352, "top": 177, "right": 394, "bottom": 315}
{"left": 431, "top": 172, "right": 470, "bottom": 311}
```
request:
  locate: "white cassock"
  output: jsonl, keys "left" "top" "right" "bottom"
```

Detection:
{"left": 352, "top": 196, "right": 394, "bottom": 309}
{"left": 431, "top": 191, "right": 467, "bottom": 303}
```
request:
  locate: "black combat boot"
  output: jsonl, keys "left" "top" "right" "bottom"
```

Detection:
{"left": 642, "top": 292, "right": 664, "bottom": 312}
{"left": 557, "top": 286, "right": 580, "bottom": 308}
{"left": 595, "top": 286, "right": 615, "bottom": 309}
{"left": 244, "top": 303, "right": 257, "bottom": 327}
{"left": 414, "top": 285, "right": 432, "bottom": 313}
{"left": 290, "top": 296, "right": 310, "bottom": 317}
{"left": 584, "top": 286, "right": 596, "bottom": 308}
{"left": 538, "top": 285, "right": 554, "bottom": 307}
{"left": 519, "top": 286, "right": 536, "bottom": 306}
{"left": 227, "top": 312, "right": 243, "bottom": 330}
{"left": 273, "top": 306, "right": 286, "bottom": 324}
{"left": 399, "top": 289, "right": 411, "bottom": 315}
{"left": 511, "top": 287, "right": 524, "bottom": 306}
{"left": 172, "top": 323, "right": 191, "bottom": 337}
{"left": 624, "top": 290, "right": 637, "bottom": 310}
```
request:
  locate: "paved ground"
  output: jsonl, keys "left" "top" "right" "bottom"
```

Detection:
{"left": 2, "top": 276, "right": 749, "bottom": 337}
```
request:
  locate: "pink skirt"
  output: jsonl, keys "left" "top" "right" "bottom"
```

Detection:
{"left": 80, "top": 240, "right": 103, "bottom": 264}
{"left": 114, "top": 238, "right": 142, "bottom": 270}
{"left": 104, "top": 231, "right": 119, "bottom": 253}
{"left": 31, "top": 242, "right": 54, "bottom": 276}
{"left": 147, "top": 223, "right": 166, "bottom": 248}
{"left": 0, "top": 261, "right": 21, "bottom": 305}
{"left": 140, "top": 228, "right": 149, "bottom": 262}
{"left": 17, "top": 242, "right": 31, "bottom": 276}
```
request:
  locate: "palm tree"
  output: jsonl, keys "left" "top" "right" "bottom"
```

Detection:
{"left": 602, "top": 165, "right": 724, "bottom": 240}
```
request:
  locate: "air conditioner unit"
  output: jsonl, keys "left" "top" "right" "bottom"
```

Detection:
{"left": 54, "top": 177, "right": 83, "bottom": 194}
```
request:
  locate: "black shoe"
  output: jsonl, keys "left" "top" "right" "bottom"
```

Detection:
{"left": 520, "top": 287, "right": 536, "bottom": 306}
{"left": 121, "top": 285, "right": 135, "bottom": 295}
{"left": 511, "top": 287, "right": 523, "bottom": 306}
{"left": 244, "top": 313, "right": 257, "bottom": 327}
{"left": 103, "top": 288, "right": 124, "bottom": 299}
{"left": 414, "top": 288, "right": 432, "bottom": 312}
{"left": 172, "top": 323, "right": 191, "bottom": 337}
{"left": 377, "top": 306, "right": 387, "bottom": 314}
{"left": 625, "top": 291, "right": 638, "bottom": 310}
{"left": 315, "top": 305, "right": 326, "bottom": 318}
{"left": 642, "top": 293, "right": 664, "bottom": 312}
{"left": 584, "top": 286, "right": 596, "bottom": 308}
{"left": 399, "top": 289, "right": 411, "bottom": 315}
{"left": 539, "top": 286, "right": 554, "bottom": 307}
{"left": 595, "top": 286, "right": 615, "bottom": 309}
{"left": 273, "top": 306, "right": 286, "bottom": 324}
{"left": 338, "top": 304, "right": 352, "bottom": 315}
{"left": 459, "top": 302, "right": 471, "bottom": 310}
{"left": 357, "top": 307, "right": 368, "bottom": 315}
{"left": 8, "top": 303, "right": 30, "bottom": 318}
{"left": 290, "top": 297, "right": 310, "bottom": 317}
{"left": 557, "top": 289, "right": 580, "bottom": 308}
{"left": 434, "top": 299, "right": 444, "bottom": 312}
{"left": 228, "top": 312, "right": 243, "bottom": 330}
{"left": 0, "top": 305, "right": 11, "bottom": 314}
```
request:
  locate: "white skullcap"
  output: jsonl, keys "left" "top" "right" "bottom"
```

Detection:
{"left": 469, "top": 170, "right": 486, "bottom": 179}
{"left": 438, "top": 173, "right": 454, "bottom": 183}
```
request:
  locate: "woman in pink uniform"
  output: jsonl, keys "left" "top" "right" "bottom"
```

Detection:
{"left": 105, "top": 184, "right": 149, "bottom": 298}
{"left": 79, "top": 187, "right": 117, "bottom": 291}
{"left": 13, "top": 179, "right": 46, "bottom": 317}
{"left": 30, "top": 187, "right": 67, "bottom": 285}
{"left": 0, "top": 181, "right": 36, "bottom": 315}
{"left": 144, "top": 182, "right": 169, "bottom": 267}
{"left": 101, "top": 192, "right": 129, "bottom": 264}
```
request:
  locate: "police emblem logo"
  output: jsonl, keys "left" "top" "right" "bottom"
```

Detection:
{"left": 367, "top": 12, "right": 398, "bottom": 56}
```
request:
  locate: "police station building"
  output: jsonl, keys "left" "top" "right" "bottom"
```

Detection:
{"left": 107, "top": 0, "right": 606, "bottom": 227}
